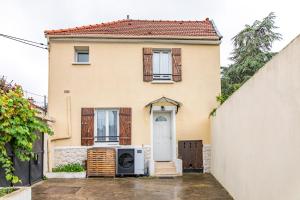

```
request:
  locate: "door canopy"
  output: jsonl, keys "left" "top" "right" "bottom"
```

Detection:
{"left": 145, "top": 96, "right": 182, "bottom": 114}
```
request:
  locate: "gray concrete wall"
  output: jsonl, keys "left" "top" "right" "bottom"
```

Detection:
{"left": 211, "top": 35, "right": 300, "bottom": 200}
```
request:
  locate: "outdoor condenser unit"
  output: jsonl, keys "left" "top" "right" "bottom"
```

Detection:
{"left": 116, "top": 147, "right": 145, "bottom": 176}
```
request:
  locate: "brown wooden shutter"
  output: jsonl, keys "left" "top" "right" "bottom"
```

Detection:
{"left": 81, "top": 108, "right": 94, "bottom": 146}
{"left": 143, "top": 48, "right": 153, "bottom": 82}
{"left": 172, "top": 48, "right": 182, "bottom": 82}
{"left": 119, "top": 107, "right": 132, "bottom": 145}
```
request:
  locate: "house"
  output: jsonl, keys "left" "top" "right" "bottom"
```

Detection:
{"left": 44, "top": 18, "right": 222, "bottom": 176}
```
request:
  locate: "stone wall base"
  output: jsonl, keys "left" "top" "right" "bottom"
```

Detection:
{"left": 53, "top": 145, "right": 209, "bottom": 174}
{"left": 53, "top": 145, "right": 152, "bottom": 173}
{"left": 54, "top": 146, "right": 88, "bottom": 168}
{"left": 203, "top": 144, "right": 211, "bottom": 173}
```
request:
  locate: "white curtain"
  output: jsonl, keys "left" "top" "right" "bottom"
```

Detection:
{"left": 108, "top": 110, "right": 118, "bottom": 141}
{"left": 97, "top": 110, "right": 106, "bottom": 141}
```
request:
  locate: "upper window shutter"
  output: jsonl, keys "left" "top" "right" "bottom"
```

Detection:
{"left": 172, "top": 48, "right": 182, "bottom": 82}
{"left": 143, "top": 48, "right": 153, "bottom": 82}
{"left": 81, "top": 108, "right": 94, "bottom": 146}
{"left": 119, "top": 107, "right": 132, "bottom": 145}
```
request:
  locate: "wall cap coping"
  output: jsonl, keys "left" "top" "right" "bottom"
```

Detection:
{"left": 45, "top": 172, "right": 86, "bottom": 179}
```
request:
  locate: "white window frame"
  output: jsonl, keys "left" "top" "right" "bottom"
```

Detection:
{"left": 152, "top": 49, "right": 172, "bottom": 81}
{"left": 94, "top": 109, "right": 119, "bottom": 146}
{"left": 73, "top": 46, "right": 90, "bottom": 64}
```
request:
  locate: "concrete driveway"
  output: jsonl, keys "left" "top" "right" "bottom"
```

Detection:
{"left": 32, "top": 173, "right": 232, "bottom": 200}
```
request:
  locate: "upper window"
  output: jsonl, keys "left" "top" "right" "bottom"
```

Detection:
{"left": 153, "top": 50, "right": 172, "bottom": 81}
{"left": 74, "top": 46, "right": 89, "bottom": 63}
{"left": 95, "top": 109, "right": 119, "bottom": 143}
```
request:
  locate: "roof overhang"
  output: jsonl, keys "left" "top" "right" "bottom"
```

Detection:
{"left": 46, "top": 34, "right": 221, "bottom": 45}
{"left": 145, "top": 96, "right": 182, "bottom": 114}
{"left": 210, "top": 19, "right": 223, "bottom": 40}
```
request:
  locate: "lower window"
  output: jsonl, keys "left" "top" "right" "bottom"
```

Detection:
{"left": 95, "top": 109, "right": 119, "bottom": 143}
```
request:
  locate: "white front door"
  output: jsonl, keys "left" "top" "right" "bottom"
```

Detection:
{"left": 153, "top": 112, "right": 172, "bottom": 161}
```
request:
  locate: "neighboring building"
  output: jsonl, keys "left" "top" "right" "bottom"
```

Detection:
{"left": 45, "top": 18, "right": 222, "bottom": 176}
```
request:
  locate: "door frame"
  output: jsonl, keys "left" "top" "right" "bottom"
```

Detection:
{"left": 150, "top": 106, "right": 177, "bottom": 163}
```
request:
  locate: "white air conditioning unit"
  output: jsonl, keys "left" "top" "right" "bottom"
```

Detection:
{"left": 116, "top": 147, "right": 145, "bottom": 176}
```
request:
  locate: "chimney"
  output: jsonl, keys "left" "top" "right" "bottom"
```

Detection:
{"left": 127, "top": 15, "right": 130, "bottom": 20}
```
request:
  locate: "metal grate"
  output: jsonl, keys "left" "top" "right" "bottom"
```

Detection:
{"left": 153, "top": 74, "right": 172, "bottom": 81}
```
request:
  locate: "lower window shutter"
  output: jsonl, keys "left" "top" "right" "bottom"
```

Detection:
{"left": 119, "top": 108, "right": 132, "bottom": 145}
{"left": 172, "top": 48, "right": 182, "bottom": 82}
{"left": 81, "top": 108, "right": 94, "bottom": 146}
{"left": 143, "top": 48, "right": 153, "bottom": 82}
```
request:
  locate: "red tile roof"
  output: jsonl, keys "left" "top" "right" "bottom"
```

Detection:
{"left": 45, "top": 18, "right": 221, "bottom": 40}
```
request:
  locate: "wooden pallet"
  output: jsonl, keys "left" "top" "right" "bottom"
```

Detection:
{"left": 87, "top": 147, "right": 116, "bottom": 177}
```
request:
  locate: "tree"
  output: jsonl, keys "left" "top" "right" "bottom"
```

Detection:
{"left": 220, "top": 12, "right": 282, "bottom": 102}
{"left": 0, "top": 77, "right": 53, "bottom": 184}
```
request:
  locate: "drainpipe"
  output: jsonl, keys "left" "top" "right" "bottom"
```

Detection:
{"left": 47, "top": 96, "right": 72, "bottom": 172}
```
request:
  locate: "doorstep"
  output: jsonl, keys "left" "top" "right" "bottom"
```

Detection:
{"left": 154, "top": 161, "right": 179, "bottom": 177}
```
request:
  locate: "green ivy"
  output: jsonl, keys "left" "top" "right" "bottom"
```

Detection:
{"left": 0, "top": 77, "right": 53, "bottom": 184}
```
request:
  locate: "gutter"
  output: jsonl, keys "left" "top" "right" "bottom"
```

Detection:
{"left": 47, "top": 96, "right": 72, "bottom": 171}
{"left": 45, "top": 33, "right": 221, "bottom": 45}
{"left": 49, "top": 96, "right": 72, "bottom": 141}
{"left": 48, "top": 37, "right": 221, "bottom": 45}
{"left": 45, "top": 33, "right": 220, "bottom": 40}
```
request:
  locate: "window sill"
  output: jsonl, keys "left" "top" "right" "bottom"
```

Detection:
{"left": 151, "top": 80, "right": 174, "bottom": 84}
{"left": 93, "top": 142, "right": 119, "bottom": 147}
{"left": 72, "top": 62, "right": 91, "bottom": 65}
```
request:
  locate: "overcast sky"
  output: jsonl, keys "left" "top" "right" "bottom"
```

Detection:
{"left": 0, "top": 0, "right": 299, "bottom": 98}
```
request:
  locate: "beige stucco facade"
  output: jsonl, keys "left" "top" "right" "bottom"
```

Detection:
{"left": 47, "top": 39, "right": 220, "bottom": 171}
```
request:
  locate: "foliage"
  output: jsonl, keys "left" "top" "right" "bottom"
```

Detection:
{"left": 209, "top": 94, "right": 230, "bottom": 117}
{"left": 52, "top": 163, "right": 85, "bottom": 172}
{"left": 209, "top": 107, "right": 217, "bottom": 117}
{"left": 0, "top": 76, "right": 53, "bottom": 184}
{"left": 209, "top": 12, "right": 281, "bottom": 117}
{"left": 220, "top": 12, "right": 281, "bottom": 102}
{"left": 0, "top": 187, "right": 16, "bottom": 197}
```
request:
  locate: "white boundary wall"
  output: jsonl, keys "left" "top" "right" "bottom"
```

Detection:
{"left": 0, "top": 187, "right": 31, "bottom": 200}
{"left": 211, "top": 35, "right": 300, "bottom": 200}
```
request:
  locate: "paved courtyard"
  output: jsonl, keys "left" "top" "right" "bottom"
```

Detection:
{"left": 32, "top": 173, "right": 232, "bottom": 200}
